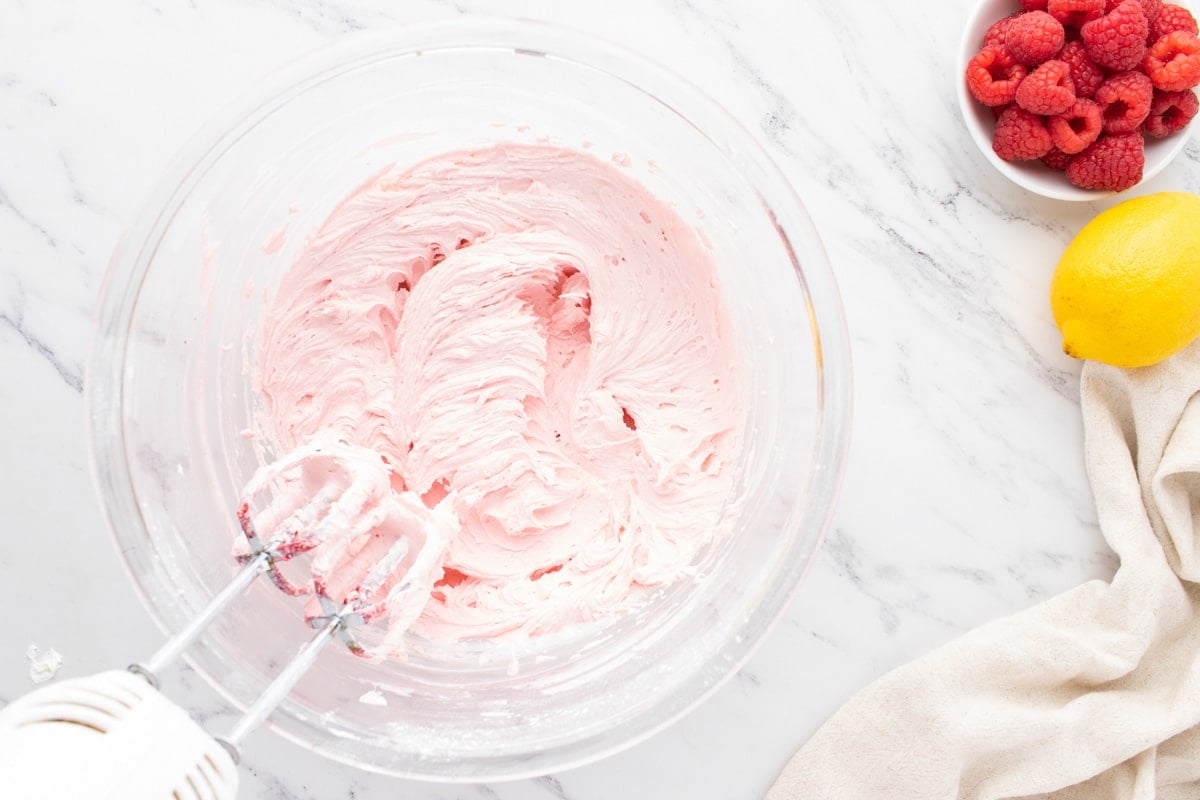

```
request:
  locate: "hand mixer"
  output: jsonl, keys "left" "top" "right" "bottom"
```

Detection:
{"left": 0, "top": 442, "right": 436, "bottom": 800}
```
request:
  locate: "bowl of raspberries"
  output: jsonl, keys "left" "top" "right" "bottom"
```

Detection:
{"left": 959, "top": 0, "right": 1199, "bottom": 198}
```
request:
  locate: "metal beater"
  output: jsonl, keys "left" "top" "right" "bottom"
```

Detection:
{"left": 0, "top": 442, "right": 427, "bottom": 800}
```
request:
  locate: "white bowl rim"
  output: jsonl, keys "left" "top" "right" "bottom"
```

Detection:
{"left": 956, "top": 0, "right": 1194, "bottom": 201}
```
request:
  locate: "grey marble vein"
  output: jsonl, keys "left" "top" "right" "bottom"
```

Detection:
{"left": 0, "top": 309, "right": 83, "bottom": 392}
{"left": 1, "top": 0, "right": 1196, "bottom": 798}
{"left": 0, "top": 185, "right": 59, "bottom": 250}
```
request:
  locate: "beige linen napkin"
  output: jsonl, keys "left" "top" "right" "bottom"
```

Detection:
{"left": 768, "top": 339, "right": 1200, "bottom": 800}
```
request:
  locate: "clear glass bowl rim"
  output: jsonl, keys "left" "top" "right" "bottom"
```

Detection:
{"left": 86, "top": 17, "right": 853, "bottom": 781}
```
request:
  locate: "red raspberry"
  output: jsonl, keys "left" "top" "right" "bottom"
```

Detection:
{"left": 1049, "top": 98, "right": 1105, "bottom": 150}
{"left": 1095, "top": 70, "right": 1155, "bottom": 131}
{"left": 1143, "top": 88, "right": 1200, "bottom": 134}
{"left": 1144, "top": 31, "right": 1200, "bottom": 90}
{"left": 1020, "top": 0, "right": 1050, "bottom": 9}
{"left": 1066, "top": 131, "right": 1145, "bottom": 189}
{"left": 966, "top": 46, "right": 1030, "bottom": 105}
{"left": 984, "top": 15, "right": 1019, "bottom": 48}
{"left": 1106, "top": 0, "right": 1162, "bottom": 20}
{"left": 1016, "top": 59, "right": 1078, "bottom": 113}
{"left": 993, "top": 105, "right": 1056, "bottom": 160}
{"left": 1049, "top": 0, "right": 1106, "bottom": 27}
{"left": 1007, "top": 11, "right": 1067, "bottom": 64}
{"left": 1059, "top": 40, "right": 1107, "bottom": 96}
{"left": 1150, "top": 4, "right": 1198, "bottom": 39}
{"left": 1082, "top": 1, "right": 1150, "bottom": 70}
{"left": 1042, "top": 147, "right": 1077, "bottom": 169}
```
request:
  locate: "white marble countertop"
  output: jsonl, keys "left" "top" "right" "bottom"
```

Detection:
{"left": 2, "top": 0, "right": 1198, "bottom": 797}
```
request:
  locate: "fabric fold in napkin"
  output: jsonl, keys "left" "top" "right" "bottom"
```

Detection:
{"left": 768, "top": 339, "right": 1200, "bottom": 800}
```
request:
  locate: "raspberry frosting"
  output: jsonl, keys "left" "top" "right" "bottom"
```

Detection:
{"left": 252, "top": 143, "right": 742, "bottom": 650}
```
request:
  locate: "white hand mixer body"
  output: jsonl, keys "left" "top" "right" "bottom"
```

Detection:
{"left": 0, "top": 441, "right": 448, "bottom": 799}
{"left": 0, "top": 670, "right": 239, "bottom": 800}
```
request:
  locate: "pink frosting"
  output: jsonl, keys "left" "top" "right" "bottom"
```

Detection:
{"left": 254, "top": 143, "right": 740, "bottom": 645}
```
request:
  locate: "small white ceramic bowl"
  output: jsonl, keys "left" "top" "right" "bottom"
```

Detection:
{"left": 958, "top": 0, "right": 1195, "bottom": 201}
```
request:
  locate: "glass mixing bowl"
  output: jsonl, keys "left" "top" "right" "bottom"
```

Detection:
{"left": 87, "top": 19, "right": 850, "bottom": 781}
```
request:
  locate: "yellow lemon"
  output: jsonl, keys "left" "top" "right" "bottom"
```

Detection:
{"left": 1051, "top": 192, "right": 1200, "bottom": 368}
